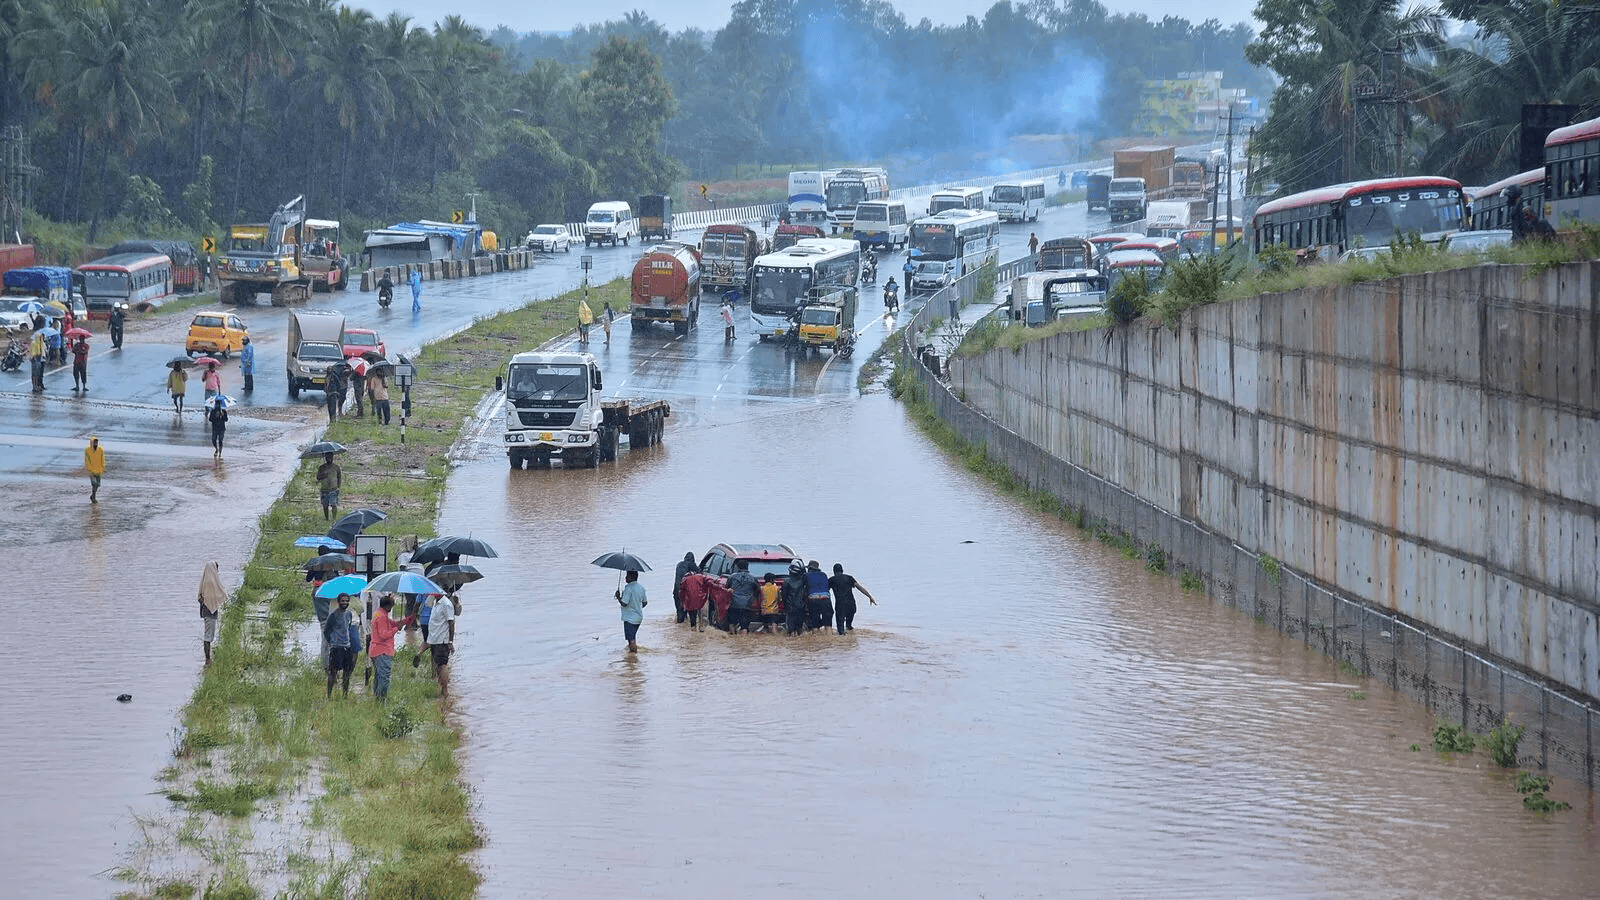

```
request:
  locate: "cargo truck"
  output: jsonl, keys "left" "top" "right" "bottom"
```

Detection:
{"left": 630, "top": 242, "right": 701, "bottom": 335}
{"left": 501, "top": 350, "right": 670, "bottom": 469}
{"left": 1113, "top": 146, "right": 1176, "bottom": 198}
{"left": 638, "top": 194, "right": 673, "bottom": 241}
{"left": 1107, "top": 178, "right": 1148, "bottom": 223}
{"left": 793, "top": 287, "right": 857, "bottom": 356}
{"left": 1085, "top": 175, "right": 1111, "bottom": 212}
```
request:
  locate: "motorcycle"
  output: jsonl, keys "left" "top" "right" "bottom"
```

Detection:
{"left": 378, "top": 282, "right": 393, "bottom": 309}
{"left": 862, "top": 254, "right": 878, "bottom": 284}
{"left": 883, "top": 281, "right": 900, "bottom": 314}
{"left": 1, "top": 337, "right": 22, "bottom": 372}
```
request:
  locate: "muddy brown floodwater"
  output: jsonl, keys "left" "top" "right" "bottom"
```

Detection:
{"left": 439, "top": 392, "right": 1600, "bottom": 898}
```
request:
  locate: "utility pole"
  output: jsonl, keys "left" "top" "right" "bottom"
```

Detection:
{"left": 1244, "top": 126, "right": 1255, "bottom": 196}
{"left": 1224, "top": 103, "right": 1236, "bottom": 246}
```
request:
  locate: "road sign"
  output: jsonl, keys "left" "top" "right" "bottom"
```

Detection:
{"left": 451, "top": 210, "right": 464, "bottom": 224}
{"left": 393, "top": 363, "right": 416, "bottom": 389}
{"left": 201, "top": 236, "right": 216, "bottom": 254}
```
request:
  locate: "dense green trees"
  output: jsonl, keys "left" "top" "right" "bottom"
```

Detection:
{"left": 1247, "top": 0, "right": 1600, "bottom": 192}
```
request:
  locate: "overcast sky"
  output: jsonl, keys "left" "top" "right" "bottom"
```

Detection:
{"left": 354, "top": 0, "right": 1261, "bottom": 37}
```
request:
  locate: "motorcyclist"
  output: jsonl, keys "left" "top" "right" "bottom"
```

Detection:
{"left": 883, "top": 277, "right": 900, "bottom": 314}
{"left": 108, "top": 304, "right": 125, "bottom": 349}
{"left": 863, "top": 253, "right": 877, "bottom": 283}
{"left": 377, "top": 271, "right": 394, "bottom": 307}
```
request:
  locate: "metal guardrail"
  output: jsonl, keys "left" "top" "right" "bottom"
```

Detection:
{"left": 559, "top": 203, "right": 786, "bottom": 242}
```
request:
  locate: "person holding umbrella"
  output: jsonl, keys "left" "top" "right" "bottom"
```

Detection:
{"left": 68, "top": 330, "right": 89, "bottom": 391}
{"left": 166, "top": 361, "right": 188, "bottom": 413}
{"left": 206, "top": 396, "right": 229, "bottom": 456}
{"left": 617, "top": 570, "right": 647, "bottom": 653}
{"left": 322, "top": 593, "right": 364, "bottom": 698}
{"left": 369, "top": 373, "right": 391, "bottom": 425}
{"left": 368, "top": 595, "right": 416, "bottom": 703}
{"left": 349, "top": 360, "right": 366, "bottom": 418}
{"left": 201, "top": 360, "right": 222, "bottom": 403}
{"left": 316, "top": 451, "right": 342, "bottom": 520}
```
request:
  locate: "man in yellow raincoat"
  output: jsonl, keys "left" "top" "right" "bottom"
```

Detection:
{"left": 84, "top": 436, "right": 105, "bottom": 503}
{"left": 577, "top": 297, "right": 593, "bottom": 344}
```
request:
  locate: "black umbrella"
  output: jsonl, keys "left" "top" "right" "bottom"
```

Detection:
{"left": 301, "top": 441, "right": 347, "bottom": 458}
{"left": 412, "top": 535, "right": 500, "bottom": 565}
{"left": 427, "top": 563, "right": 484, "bottom": 589}
{"left": 167, "top": 356, "right": 196, "bottom": 369}
{"left": 302, "top": 553, "right": 355, "bottom": 573}
{"left": 591, "top": 550, "right": 651, "bottom": 572}
{"left": 332, "top": 508, "right": 386, "bottom": 532}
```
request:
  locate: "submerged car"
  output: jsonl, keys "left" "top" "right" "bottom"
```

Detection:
{"left": 698, "top": 543, "right": 800, "bottom": 584}
{"left": 525, "top": 224, "right": 572, "bottom": 253}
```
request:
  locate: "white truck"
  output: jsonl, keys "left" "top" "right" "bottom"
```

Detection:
{"left": 287, "top": 309, "right": 346, "bottom": 399}
{"left": 1107, "top": 177, "right": 1148, "bottom": 224}
{"left": 500, "top": 350, "right": 670, "bottom": 469}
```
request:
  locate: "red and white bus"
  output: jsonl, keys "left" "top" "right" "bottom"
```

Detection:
{"left": 1544, "top": 114, "right": 1600, "bottom": 228}
{"left": 1250, "top": 176, "right": 1466, "bottom": 259}
{"left": 1468, "top": 169, "right": 1545, "bottom": 231}
{"left": 78, "top": 252, "right": 175, "bottom": 315}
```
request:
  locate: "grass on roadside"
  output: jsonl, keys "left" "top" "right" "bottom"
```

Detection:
{"left": 120, "top": 281, "right": 625, "bottom": 898}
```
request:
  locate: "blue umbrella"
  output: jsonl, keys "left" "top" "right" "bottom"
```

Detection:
{"left": 18, "top": 300, "right": 43, "bottom": 315}
{"left": 37, "top": 326, "right": 59, "bottom": 338}
{"left": 365, "top": 571, "right": 444, "bottom": 596}
{"left": 294, "top": 535, "right": 346, "bottom": 550}
{"left": 205, "top": 393, "right": 237, "bottom": 409}
{"left": 314, "top": 574, "right": 368, "bottom": 599}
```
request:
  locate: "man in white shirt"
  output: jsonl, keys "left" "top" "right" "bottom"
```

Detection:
{"left": 426, "top": 592, "right": 457, "bottom": 700}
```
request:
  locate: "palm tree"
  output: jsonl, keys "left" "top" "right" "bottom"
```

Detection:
{"left": 190, "top": 0, "right": 304, "bottom": 219}
{"left": 19, "top": 0, "right": 175, "bottom": 236}
{"left": 303, "top": 7, "right": 395, "bottom": 211}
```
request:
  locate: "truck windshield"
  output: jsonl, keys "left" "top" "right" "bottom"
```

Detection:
{"left": 799, "top": 307, "right": 837, "bottom": 325}
{"left": 1110, "top": 179, "right": 1143, "bottom": 192}
{"left": 508, "top": 364, "right": 587, "bottom": 401}
{"left": 300, "top": 342, "right": 344, "bottom": 361}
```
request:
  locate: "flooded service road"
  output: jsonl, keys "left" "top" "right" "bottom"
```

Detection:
{"left": 440, "top": 320, "right": 1600, "bottom": 897}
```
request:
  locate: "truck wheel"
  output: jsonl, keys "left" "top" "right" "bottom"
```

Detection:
{"left": 289, "top": 378, "right": 300, "bottom": 400}
{"left": 623, "top": 235, "right": 629, "bottom": 246}
{"left": 583, "top": 449, "right": 599, "bottom": 469}
{"left": 674, "top": 320, "right": 688, "bottom": 336}
{"left": 629, "top": 317, "right": 642, "bottom": 331}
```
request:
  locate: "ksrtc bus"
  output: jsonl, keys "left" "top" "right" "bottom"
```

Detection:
{"left": 1469, "top": 169, "right": 1546, "bottom": 230}
{"left": 78, "top": 252, "right": 175, "bottom": 313}
{"left": 989, "top": 180, "right": 1045, "bottom": 223}
{"left": 1250, "top": 176, "right": 1465, "bottom": 259}
{"left": 825, "top": 167, "right": 889, "bottom": 232}
{"left": 928, "top": 187, "right": 985, "bottom": 215}
{"left": 787, "top": 170, "right": 839, "bottom": 226}
{"left": 1544, "top": 114, "right": 1600, "bottom": 227}
{"left": 748, "top": 238, "right": 860, "bottom": 339}
{"left": 909, "top": 209, "right": 1001, "bottom": 276}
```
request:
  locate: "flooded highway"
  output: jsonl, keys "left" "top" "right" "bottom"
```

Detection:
{"left": 7, "top": 193, "right": 1597, "bottom": 896}
{"left": 442, "top": 321, "right": 1600, "bottom": 896}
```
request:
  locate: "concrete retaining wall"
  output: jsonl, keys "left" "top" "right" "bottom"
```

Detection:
{"left": 935, "top": 261, "right": 1600, "bottom": 783}
{"left": 358, "top": 249, "right": 537, "bottom": 291}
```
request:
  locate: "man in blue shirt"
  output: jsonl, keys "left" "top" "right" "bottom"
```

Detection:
{"left": 617, "top": 570, "right": 647, "bottom": 653}
{"left": 322, "top": 594, "right": 363, "bottom": 698}
{"left": 239, "top": 336, "right": 254, "bottom": 393}
{"left": 725, "top": 561, "right": 759, "bottom": 634}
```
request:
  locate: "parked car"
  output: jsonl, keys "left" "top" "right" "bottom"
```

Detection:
{"left": 525, "top": 224, "right": 572, "bottom": 253}
{"left": 341, "top": 327, "right": 386, "bottom": 360}
{"left": 185, "top": 310, "right": 249, "bottom": 358}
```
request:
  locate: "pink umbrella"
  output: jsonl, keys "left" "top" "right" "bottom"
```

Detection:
{"left": 349, "top": 359, "right": 370, "bottom": 377}
{"left": 64, "top": 327, "right": 92, "bottom": 340}
{"left": 193, "top": 356, "right": 221, "bottom": 367}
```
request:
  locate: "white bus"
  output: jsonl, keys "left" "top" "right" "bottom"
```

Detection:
{"left": 929, "top": 187, "right": 985, "bottom": 215}
{"left": 825, "top": 167, "right": 890, "bottom": 232}
{"left": 787, "top": 170, "right": 839, "bottom": 227}
{"left": 989, "top": 180, "right": 1045, "bottom": 223}
{"left": 907, "top": 209, "right": 1001, "bottom": 294}
{"left": 852, "top": 200, "right": 909, "bottom": 249}
{"left": 748, "top": 238, "right": 861, "bottom": 339}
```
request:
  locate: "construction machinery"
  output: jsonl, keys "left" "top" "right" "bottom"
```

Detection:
{"left": 217, "top": 195, "right": 314, "bottom": 306}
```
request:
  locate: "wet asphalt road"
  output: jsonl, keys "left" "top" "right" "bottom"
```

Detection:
{"left": 0, "top": 195, "right": 1096, "bottom": 896}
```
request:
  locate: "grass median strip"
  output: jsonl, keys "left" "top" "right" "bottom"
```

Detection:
{"left": 117, "top": 283, "right": 630, "bottom": 900}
